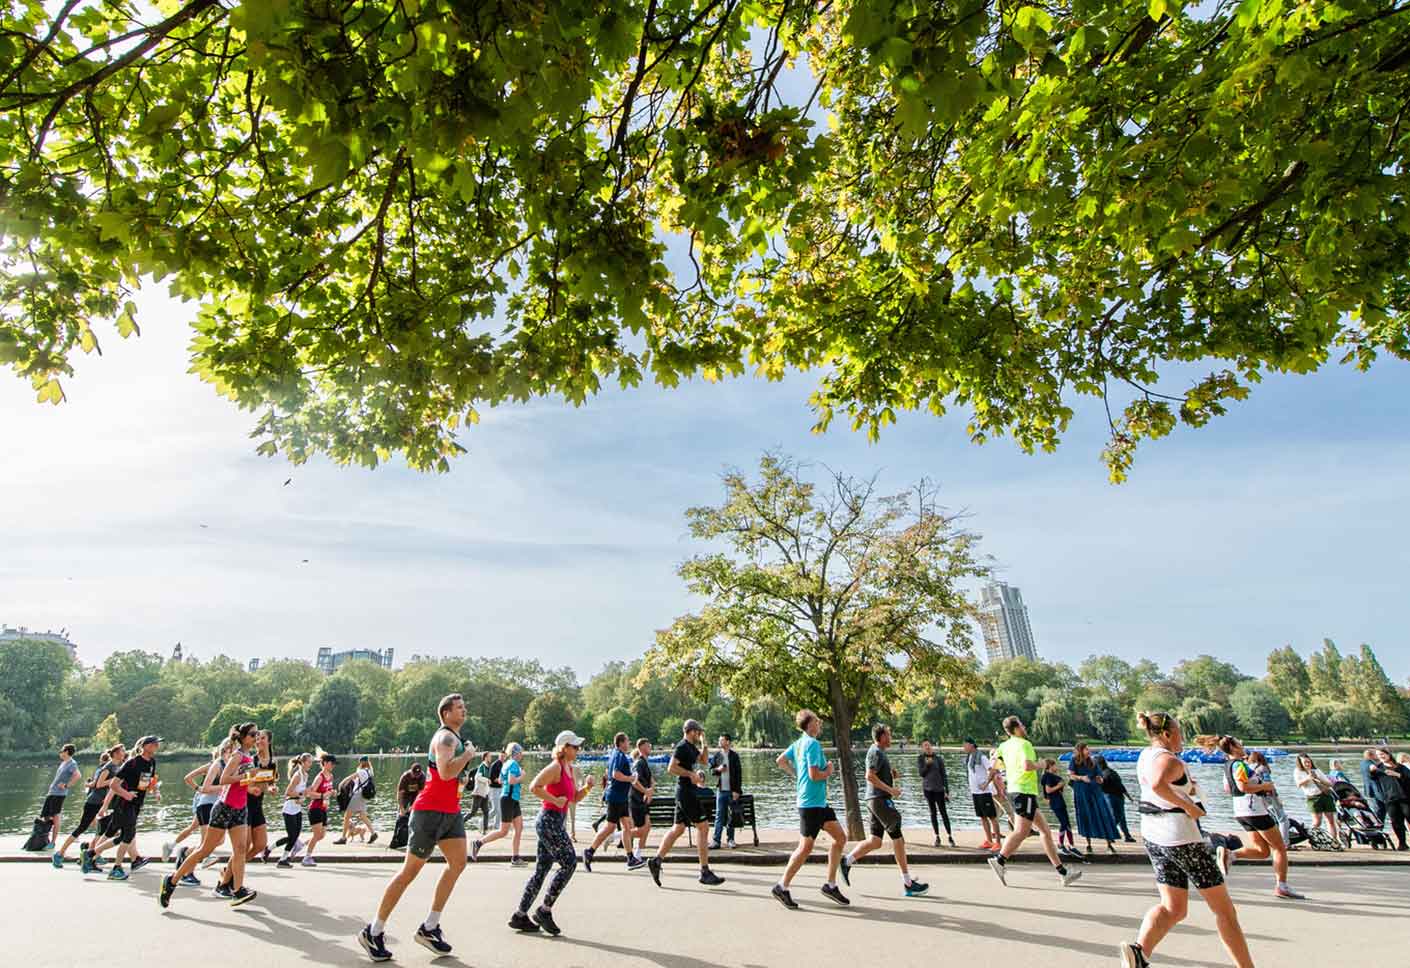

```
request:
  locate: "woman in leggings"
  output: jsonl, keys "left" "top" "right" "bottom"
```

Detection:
{"left": 1219, "top": 735, "right": 1302, "bottom": 899}
{"left": 916, "top": 741, "right": 955, "bottom": 847}
{"left": 54, "top": 745, "right": 122, "bottom": 865}
{"left": 508, "top": 730, "right": 594, "bottom": 936}
{"left": 277, "top": 753, "right": 313, "bottom": 867}
{"left": 162, "top": 722, "right": 259, "bottom": 908}
{"left": 1121, "top": 712, "right": 1253, "bottom": 968}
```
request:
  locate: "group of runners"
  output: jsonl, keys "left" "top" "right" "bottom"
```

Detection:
{"left": 34, "top": 696, "right": 1291, "bottom": 966}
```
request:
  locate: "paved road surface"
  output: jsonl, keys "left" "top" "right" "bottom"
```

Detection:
{"left": 10, "top": 857, "right": 1407, "bottom": 966}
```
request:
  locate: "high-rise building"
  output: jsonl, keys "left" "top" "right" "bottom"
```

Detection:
{"left": 248, "top": 657, "right": 261, "bottom": 673}
{"left": 977, "top": 582, "right": 1038, "bottom": 663}
{"left": 1, "top": 625, "right": 77, "bottom": 660}
{"left": 315, "top": 646, "right": 394, "bottom": 674}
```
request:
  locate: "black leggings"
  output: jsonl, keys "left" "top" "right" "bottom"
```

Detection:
{"left": 276, "top": 812, "right": 303, "bottom": 849}
{"left": 519, "top": 809, "right": 576, "bottom": 913}
{"left": 1386, "top": 799, "right": 1408, "bottom": 849}
{"left": 1108, "top": 793, "right": 1132, "bottom": 840}
{"left": 924, "top": 791, "right": 951, "bottom": 837}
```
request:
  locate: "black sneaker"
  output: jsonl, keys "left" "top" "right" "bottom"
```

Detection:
{"left": 839, "top": 854, "right": 852, "bottom": 886}
{"left": 532, "top": 906, "right": 561, "bottom": 936}
{"left": 229, "top": 887, "right": 257, "bottom": 907}
{"left": 699, "top": 868, "right": 725, "bottom": 886}
{"left": 771, "top": 884, "right": 799, "bottom": 909}
{"left": 159, "top": 873, "right": 176, "bottom": 908}
{"left": 214, "top": 881, "right": 234, "bottom": 899}
{"left": 276, "top": 858, "right": 292, "bottom": 869}
{"left": 647, "top": 856, "right": 662, "bottom": 887}
{"left": 471, "top": 839, "right": 483, "bottom": 862}
{"left": 130, "top": 856, "right": 151, "bottom": 871}
{"left": 508, "top": 911, "right": 540, "bottom": 933}
{"left": 175, "top": 846, "right": 189, "bottom": 869}
{"left": 333, "top": 837, "right": 347, "bottom": 845}
{"left": 626, "top": 855, "right": 647, "bottom": 871}
{"left": 358, "top": 926, "right": 393, "bottom": 962}
{"left": 368, "top": 832, "right": 378, "bottom": 844}
{"left": 415, "top": 924, "right": 452, "bottom": 954}
{"left": 821, "top": 883, "right": 850, "bottom": 906}
{"left": 1120, "top": 942, "right": 1151, "bottom": 968}
{"left": 582, "top": 846, "right": 594, "bottom": 872}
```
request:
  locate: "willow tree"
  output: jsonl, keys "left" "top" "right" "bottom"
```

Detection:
{"left": 4, "top": 1, "right": 1407, "bottom": 476}
{"left": 645, "top": 453, "right": 988, "bottom": 837}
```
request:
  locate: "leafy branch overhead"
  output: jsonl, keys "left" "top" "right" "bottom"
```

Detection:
{"left": 2, "top": 0, "right": 1407, "bottom": 476}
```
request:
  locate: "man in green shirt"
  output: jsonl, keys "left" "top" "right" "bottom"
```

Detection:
{"left": 987, "top": 716, "right": 1082, "bottom": 888}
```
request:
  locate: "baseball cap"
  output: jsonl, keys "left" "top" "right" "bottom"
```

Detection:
{"left": 683, "top": 719, "right": 704, "bottom": 734}
{"left": 554, "top": 730, "right": 586, "bottom": 747}
{"left": 137, "top": 735, "right": 162, "bottom": 747}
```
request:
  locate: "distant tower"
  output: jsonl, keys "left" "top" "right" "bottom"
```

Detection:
{"left": 316, "top": 647, "right": 333, "bottom": 674}
{"left": 248, "top": 657, "right": 261, "bottom": 673}
{"left": 978, "top": 582, "right": 1039, "bottom": 663}
{"left": 171, "top": 642, "right": 183, "bottom": 664}
{"left": 382, "top": 648, "right": 394, "bottom": 670}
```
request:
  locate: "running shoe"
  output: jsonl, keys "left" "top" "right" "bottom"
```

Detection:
{"left": 978, "top": 839, "right": 994, "bottom": 850}
{"left": 470, "top": 839, "right": 483, "bottom": 862}
{"left": 582, "top": 846, "right": 594, "bottom": 872}
{"left": 261, "top": 847, "right": 272, "bottom": 862}
{"left": 51, "top": 851, "right": 63, "bottom": 869}
{"left": 1274, "top": 884, "right": 1305, "bottom": 900}
{"left": 948, "top": 837, "right": 958, "bottom": 848}
{"left": 771, "top": 884, "right": 799, "bottom": 909}
{"left": 288, "top": 838, "right": 303, "bottom": 860}
{"left": 107, "top": 866, "right": 128, "bottom": 881}
{"left": 161, "top": 841, "right": 173, "bottom": 863}
{"left": 904, "top": 879, "right": 930, "bottom": 897}
{"left": 175, "top": 846, "right": 189, "bottom": 869}
{"left": 626, "top": 855, "right": 648, "bottom": 871}
{"left": 509, "top": 855, "right": 527, "bottom": 867}
{"left": 80, "top": 849, "right": 94, "bottom": 875}
{"left": 839, "top": 855, "right": 852, "bottom": 886}
{"left": 201, "top": 854, "right": 222, "bottom": 869}
{"left": 214, "top": 881, "right": 234, "bottom": 899}
{"left": 934, "top": 836, "right": 943, "bottom": 847}
{"left": 1120, "top": 942, "right": 1152, "bottom": 968}
{"left": 229, "top": 887, "right": 257, "bottom": 907}
{"left": 532, "top": 906, "right": 561, "bottom": 936}
{"left": 277, "top": 858, "right": 292, "bottom": 869}
{"left": 358, "top": 926, "right": 393, "bottom": 962}
{"left": 368, "top": 832, "right": 378, "bottom": 844}
{"left": 159, "top": 874, "right": 176, "bottom": 909}
{"left": 647, "top": 856, "right": 662, "bottom": 887}
{"left": 699, "top": 868, "right": 725, "bottom": 886}
{"left": 415, "top": 925, "right": 452, "bottom": 954}
{"left": 1216, "top": 845, "right": 1232, "bottom": 876}
{"left": 130, "top": 856, "right": 151, "bottom": 871}
{"left": 987, "top": 856, "right": 1008, "bottom": 886}
{"left": 820, "top": 883, "right": 850, "bottom": 906}
{"left": 180, "top": 873, "right": 201, "bottom": 887}
{"left": 301, "top": 856, "right": 317, "bottom": 867}
{"left": 508, "top": 911, "right": 540, "bottom": 933}
{"left": 1060, "top": 867, "right": 1084, "bottom": 887}
{"left": 333, "top": 837, "right": 348, "bottom": 845}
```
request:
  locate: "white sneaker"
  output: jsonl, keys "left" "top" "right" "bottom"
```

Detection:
{"left": 987, "top": 856, "right": 1007, "bottom": 886}
{"left": 161, "top": 841, "right": 174, "bottom": 863}
{"left": 288, "top": 838, "right": 304, "bottom": 860}
{"left": 1216, "top": 845, "right": 1232, "bottom": 876}
{"left": 301, "top": 856, "right": 317, "bottom": 867}
{"left": 1061, "top": 867, "right": 1084, "bottom": 887}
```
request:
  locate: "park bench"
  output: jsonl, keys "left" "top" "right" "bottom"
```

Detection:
{"left": 590, "top": 791, "right": 760, "bottom": 846}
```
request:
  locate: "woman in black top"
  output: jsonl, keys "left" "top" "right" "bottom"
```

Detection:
{"left": 1096, "top": 754, "right": 1138, "bottom": 844}
{"left": 916, "top": 741, "right": 955, "bottom": 847}
{"left": 1368, "top": 749, "right": 1409, "bottom": 850}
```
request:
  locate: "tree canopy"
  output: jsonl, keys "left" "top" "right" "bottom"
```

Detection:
{"left": 4, "top": 0, "right": 1406, "bottom": 477}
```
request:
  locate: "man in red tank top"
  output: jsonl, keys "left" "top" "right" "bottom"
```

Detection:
{"left": 359, "top": 694, "right": 477, "bottom": 962}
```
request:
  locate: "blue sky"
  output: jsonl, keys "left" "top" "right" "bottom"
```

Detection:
{"left": 3, "top": 280, "right": 1407, "bottom": 687}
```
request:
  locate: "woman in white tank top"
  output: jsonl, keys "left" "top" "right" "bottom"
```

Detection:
{"left": 1119, "top": 712, "right": 1254, "bottom": 968}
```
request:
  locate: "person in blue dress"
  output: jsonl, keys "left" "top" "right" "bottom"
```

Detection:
{"left": 1068, "top": 743, "right": 1119, "bottom": 855}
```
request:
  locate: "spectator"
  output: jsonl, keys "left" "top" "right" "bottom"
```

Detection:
{"left": 1327, "top": 759, "right": 1351, "bottom": 786}
{"left": 1367, "top": 749, "right": 1409, "bottom": 851}
{"left": 1292, "top": 754, "right": 1339, "bottom": 843}
{"left": 1069, "top": 742, "right": 1119, "bottom": 855}
{"left": 962, "top": 738, "right": 1001, "bottom": 850}
{"left": 488, "top": 751, "right": 505, "bottom": 829}
{"left": 709, "top": 734, "right": 742, "bottom": 850}
{"left": 1041, "top": 757, "right": 1079, "bottom": 858}
{"left": 1095, "top": 754, "right": 1137, "bottom": 844}
{"left": 396, "top": 762, "right": 425, "bottom": 815}
{"left": 467, "top": 753, "right": 494, "bottom": 834}
{"left": 917, "top": 740, "right": 955, "bottom": 847}
{"left": 1361, "top": 749, "right": 1388, "bottom": 824}
{"left": 337, "top": 756, "right": 377, "bottom": 845}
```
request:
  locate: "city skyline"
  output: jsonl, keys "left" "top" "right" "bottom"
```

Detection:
{"left": 978, "top": 582, "right": 1040, "bottom": 664}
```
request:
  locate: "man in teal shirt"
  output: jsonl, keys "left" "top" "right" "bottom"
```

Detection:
{"left": 772, "top": 709, "right": 849, "bottom": 909}
{"left": 988, "top": 715, "right": 1082, "bottom": 888}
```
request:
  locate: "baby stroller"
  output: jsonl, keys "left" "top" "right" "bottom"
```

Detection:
{"left": 1332, "top": 779, "right": 1391, "bottom": 849}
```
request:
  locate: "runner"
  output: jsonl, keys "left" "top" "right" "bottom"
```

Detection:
{"left": 174, "top": 741, "right": 232, "bottom": 883}
{"left": 963, "top": 737, "right": 1002, "bottom": 849}
{"left": 473, "top": 743, "right": 526, "bottom": 865}
{"left": 771, "top": 709, "right": 847, "bottom": 909}
{"left": 39, "top": 743, "right": 80, "bottom": 849}
{"left": 232, "top": 729, "right": 276, "bottom": 875}
{"left": 165, "top": 748, "right": 222, "bottom": 872}
{"left": 628, "top": 738, "right": 655, "bottom": 864}
{"left": 302, "top": 753, "right": 337, "bottom": 866}
{"left": 76, "top": 744, "right": 127, "bottom": 874}
{"left": 508, "top": 730, "right": 595, "bottom": 936}
{"left": 54, "top": 744, "right": 120, "bottom": 867}
{"left": 583, "top": 732, "right": 643, "bottom": 872}
{"left": 645, "top": 719, "right": 725, "bottom": 889}
{"left": 337, "top": 756, "right": 377, "bottom": 845}
{"left": 985, "top": 716, "right": 1082, "bottom": 889}
{"left": 276, "top": 752, "right": 313, "bottom": 867}
{"left": 357, "top": 694, "right": 476, "bottom": 962}
{"left": 840, "top": 724, "right": 929, "bottom": 897}
{"left": 917, "top": 739, "right": 956, "bottom": 848}
{"left": 1121, "top": 712, "right": 1254, "bottom": 968}
{"left": 87, "top": 734, "right": 161, "bottom": 880}
{"left": 160, "top": 722, "right": 259, "bottom": 908}
{"left": 487, "top": 749, "right": 505, "bottom": 829}
{"left": 1219, "top": 735, "right": 1303, "bottom": 899}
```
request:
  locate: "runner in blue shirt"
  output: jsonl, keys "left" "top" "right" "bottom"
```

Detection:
{"left": 772, "top": 709, "right": 849, "bottom": 909}
{"left": 582, "top": 733, "right": 646, "bottom": 872}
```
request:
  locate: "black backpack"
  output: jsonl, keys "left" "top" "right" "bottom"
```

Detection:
{"left": 361, "top": 774, "right": 376, "bottom": 800}
{"left": 390, "top": 813, "right": 409, "bottom": 850}
{"left": 336, "top": 778, "right": 354, "bottom": 812}
{"left": 21, "top": 817, "right": 51, "bottom": 851}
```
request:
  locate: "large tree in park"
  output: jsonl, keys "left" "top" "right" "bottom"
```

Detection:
{"left": 1265, "top": 645, "right": 1312, "bottom": 721}
{"left": 4, "top": 2, "right": 1407, "bottom": 477}
{"left": 646, "top": 453, "right": 989, "bottom": 837}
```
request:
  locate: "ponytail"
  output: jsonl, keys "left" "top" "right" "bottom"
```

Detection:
{"left": 1216, "top": 735, "right": 1239, "bottom": 755}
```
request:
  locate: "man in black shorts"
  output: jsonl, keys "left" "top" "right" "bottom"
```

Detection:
{"left": 89, "top": 735, "right": 160, "bottom": 880}
{"left": 963, "top": 737, "right": 1002, "bottom": 849}
{"left": 840, "top": 724, "right": 929, "bottom": 897}
{"left": 628, "top": 739, "right": 654, "bottom": 864}
{"left": 583, "top": 732, "right": 645, "bottom": 872}
{"left": 646, "top": 719, "right": 725, "bottom": 888}
{"left": 773, "top": 709, "right": 849, "bottom": 908}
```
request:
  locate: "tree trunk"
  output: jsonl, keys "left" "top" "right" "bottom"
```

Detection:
{"left": 829, "top": 683, "right": 864, "bottom": 840}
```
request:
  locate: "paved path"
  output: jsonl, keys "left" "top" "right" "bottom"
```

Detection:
{"left": 9, "top": 850, "right": 1410, "bottom": 966}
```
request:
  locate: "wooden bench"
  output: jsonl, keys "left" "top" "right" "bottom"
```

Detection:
{"left": 590, "top": 792, "right": 760, "bottom": 846}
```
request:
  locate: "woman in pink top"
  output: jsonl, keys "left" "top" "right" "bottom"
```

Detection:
{"left": 162, "top": 723, "right": 260, "bottom": 909}
{"left": 508, "top": 730, "right": 595, "bottom": 937}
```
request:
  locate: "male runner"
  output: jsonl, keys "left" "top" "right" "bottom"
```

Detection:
{"left": 840, "top": 724, "right": 929, "bottom": 897}
{"left": 646, "top": 719, "right": 725, "bottom": 887}
{"left": 87, "top": 735, "right": 160, "bottom": 879}
{"left": 358, "top": 694, "right": 476, "bottom": 962}
{"left": 628, "top": 738, "right": 655, "bottom": 863}
{"left": 963, "top": 737, "right": 1002, "bottom": 849}
{"left": 987, "top": 716, "right": 1083, "bottom": 888}
{"left": 40, "top": 743, "right": 80, "bottom": 847}
{"left": 583, "top": 732, "right": 645, "bottom": 871}
{"left": 773, "top": 709, "right": 849, "bottom": 908}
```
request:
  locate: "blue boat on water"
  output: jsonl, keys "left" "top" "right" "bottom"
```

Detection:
{"left": 1057, "top": 747, "right": 1289, "bottom": 764}
{"left": 576, "top": 753, "right": 671, "bottom": 764}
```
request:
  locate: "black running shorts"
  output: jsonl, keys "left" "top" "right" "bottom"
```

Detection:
{"left": 1146, "top": 841, "right": 1224, "bottom": 891}
{"left": 630, "top": 800, "right": 649, "bottom": 827}
{"left": 799, "top": 806, "right": 838, "bottom": 839}
{"left": 867, "top": 799, "right": 904, "bottom": 840}
{"left": 247, "top": 796, "right": 267, "bottom": 829}
{"left": 1236, "top": 815, "right": 1277, "bottom": 833}
{"left": 674, "top": 792, "right": 706, "bottom": 827}
{"left": 408, "top": 809, "right": 465, "bottom": 859}
{"left": 500, "top": 798, "right": 522, "bottom": 822}
{"left": 113, "top": 804, "right": 139, "bottom": 845}
{"left": 605, "top": 800, "right": 631, "bottom": 824}
{"left": 308, "top": 806, "right": 328, "bottom": 826}
{"left": 210, "top": 802, "right": 248, "bottom": 830}
{"left": 195, "top": 802, "right": 215, "bottom": 826}
{"left": 1011, "top": 793, "right": 1040, "bottom": 821}
{"left": 972, "top": 792, "right": 997, "bottom": 818}
{"left": 41, "top": 795, "right": 67, "bottom": 819}
{"left": 71, "top": 801, "right": 102, "bottom": 838}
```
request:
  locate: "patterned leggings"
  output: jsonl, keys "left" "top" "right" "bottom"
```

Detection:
{"left": 519, "top": 809, "right": 576, "bottom": 913}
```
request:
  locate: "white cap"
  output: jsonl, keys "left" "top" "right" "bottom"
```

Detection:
{"left": 554, "top": 730, "right": 586, "bottom": 747}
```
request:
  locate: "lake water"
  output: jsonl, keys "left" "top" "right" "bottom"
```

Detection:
{"left": 0, "top": 748, "right": 1338, "bottom": 844}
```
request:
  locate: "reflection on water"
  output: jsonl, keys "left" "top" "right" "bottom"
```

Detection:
{"left": 0, "top": 748, "right": 1329, "bottom": 842}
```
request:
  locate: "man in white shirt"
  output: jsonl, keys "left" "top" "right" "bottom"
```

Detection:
{"left": 964, "top": 738, "right": 1002, "bottom": 850}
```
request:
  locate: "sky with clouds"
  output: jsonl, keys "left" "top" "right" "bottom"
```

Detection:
{"left": 3, "top": 280, "right": 1408, "bottom": 686}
